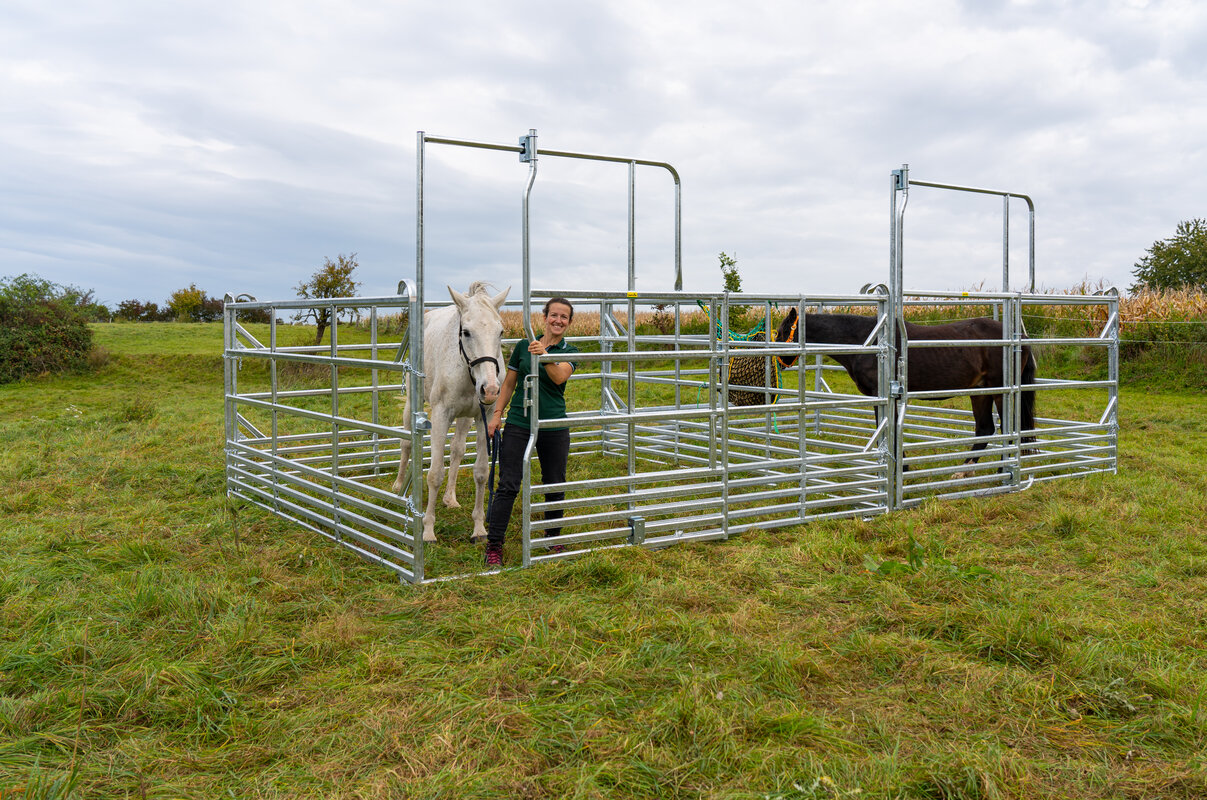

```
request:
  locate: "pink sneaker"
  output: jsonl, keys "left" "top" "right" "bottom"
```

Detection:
{"left": 484, "top": 542, "right": 503, "bottom": 567}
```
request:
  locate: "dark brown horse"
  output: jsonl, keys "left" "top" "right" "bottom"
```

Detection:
{"left": 772, "top": 308, "right": 1036, "bottom": 471}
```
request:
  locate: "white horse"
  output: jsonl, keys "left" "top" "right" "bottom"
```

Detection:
{"left": 393, "top": 282, "right": 510, "bottom": 542}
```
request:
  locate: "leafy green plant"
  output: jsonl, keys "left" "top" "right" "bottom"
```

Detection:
{"left": 0, "top": 273, "right": 96, "bottom": 383}
{"left": 864, "top": 533, "right": 998, "bottom": 582}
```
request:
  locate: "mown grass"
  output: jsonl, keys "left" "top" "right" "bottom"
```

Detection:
{"left": 0, "top": 322, "right": 1205, "bottom": 798}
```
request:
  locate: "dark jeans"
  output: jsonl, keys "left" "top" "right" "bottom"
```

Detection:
{"left": 486, "top": 424, "right": 570, "bottom": 546}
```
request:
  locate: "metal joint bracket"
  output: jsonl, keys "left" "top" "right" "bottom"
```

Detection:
{"left": 519, "top": 130, "right": 538, "bottom": 163}
{"left": 890, "top": 381, "right": 904, "bottom": 399}
{"left": 892, "top": 165, "right": 909, "bottom": 190}
{"left": 413, "top": 412, "right": 432, "bottom": 432}
{"left": 627, "top": 516, "right": 646, "bottom": 545}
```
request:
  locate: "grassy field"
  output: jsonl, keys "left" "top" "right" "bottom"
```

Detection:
{"left": 1, "top": 322, "right": 1205, "bottom": 799}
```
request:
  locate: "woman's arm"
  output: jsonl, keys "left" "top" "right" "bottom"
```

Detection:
{"left": 487, "top": 368, "right": 518, "bottom": 437}
{"left": 527, "top": 339, "right": 574, "bottom": 385}
{"left": 542, "top": 359, "right": 574, "bottom": 385}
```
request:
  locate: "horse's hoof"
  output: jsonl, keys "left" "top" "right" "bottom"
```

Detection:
{"left": 471, "top": 530, "right": 487, "bottom": 541}
{"left": 423, "top": 531, "right": 437, "bottom": 543}
{"left": 953, "top": 471, "right": 972, "bottom": 480}
{"left": 442, "top": 497, "right": 461, "bottom": 509}
{"left": 391, "top": 480, "right": 403, "bottom": 494}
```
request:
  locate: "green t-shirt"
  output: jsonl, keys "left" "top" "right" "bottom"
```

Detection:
{"left": 504, "top": 338, "right": 579, "bottom": 429}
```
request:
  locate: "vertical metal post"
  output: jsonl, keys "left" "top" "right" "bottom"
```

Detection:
{"left": 520, "top": 129, "right": 539, "bottom": 342}
{"left": 719, "top": 293, "right": 731, "bottom": 537}
{"left": 674, "top": 177, "right": 682, "bottom": 291}
{"left": 416, "top": 131, "right": 426, "bottom": 329}
{"left": 413, "top": 135, "right": 427, "bottom": 583}
{"left": 370, "top": 307, "right": 380, "bottom": 474}
{"left": 269, "top": 310, "right": 279, "bottom": 509}
{"left": 887, "top": 166, "right": 908, "bottom": 510}
{"left": 628, "top": 160, "right": 637, "bottom": 292}
{"left": 222, "top": 297, "right": 237, "bottom": 499}
{"left": 1106, "top": 288, "right": 1120, "bottom": 474}
{"left": 400, "top": 278, "right": 424, "bottom": 584}
{"left": 330, "top": 305, "right": 341, "bottom": 540}
{"left": 1027, "top": 199, "right": 1036, "bottom": 293}
{"left": 1002, "top": 194, "right": 1010, "bottom": 292}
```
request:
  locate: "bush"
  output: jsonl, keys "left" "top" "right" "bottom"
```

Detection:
{"left": 168, "top": 283, "right": 223, "bottom": 322}
{"left": 0, "top": 274, "right": 96, "bottom": 383}
{"left": 115, "top": 299, "right": 172, "bottom": 322}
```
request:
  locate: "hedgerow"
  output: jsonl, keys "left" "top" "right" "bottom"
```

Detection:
{"left": 0, "top": 273, "right": 96, "bottom": 383}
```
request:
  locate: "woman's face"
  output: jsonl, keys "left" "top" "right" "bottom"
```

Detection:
{"left": 544, "top": 302, "right": 572, "bottom": 336}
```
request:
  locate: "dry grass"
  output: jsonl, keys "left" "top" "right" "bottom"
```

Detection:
{"left": 368, "top": 285, "right": 1205, "bottom": 342}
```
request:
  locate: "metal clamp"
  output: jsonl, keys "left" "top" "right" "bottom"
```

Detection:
{"left": 519, "top": 129, "right": 538, "bottom": 163}
{"left": 627, "top": 516, "right": 646, "bottom": 545}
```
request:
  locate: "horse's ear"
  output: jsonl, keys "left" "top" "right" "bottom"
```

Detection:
{"left": 775, "top": 306, "right": 798, "bottom": 342}
{"left": 491, "top": 286, "right": 510, "bottom": 309}
{"left": 448, "top": 285, "right": 468, "bottom": 311}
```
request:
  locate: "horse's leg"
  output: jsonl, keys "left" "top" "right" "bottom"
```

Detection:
{"left": 953, "top": 394, "right": 995, "bottom": 480}
{"left": 392, "top": 392, "right": 414, "bottom": 494}
{"left": 421, "top": 406, "right": 454, "bottom": 542}
{"left": 442, "top": 416, "right": 470, "bottom": 509}
{"left": 470, "top": 420, "right": 489, "bottom": 541}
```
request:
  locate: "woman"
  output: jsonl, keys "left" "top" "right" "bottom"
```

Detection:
{"left": 484, "top": 298, "right": 578, "bottom": 567}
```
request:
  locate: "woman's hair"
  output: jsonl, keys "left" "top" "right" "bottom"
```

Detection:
{"left": 543, "top": 297, "right": 574, "bottom": 322}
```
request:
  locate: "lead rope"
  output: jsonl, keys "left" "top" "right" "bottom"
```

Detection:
{"left": 480, "top": 403, "right": 502, "bottom": 523}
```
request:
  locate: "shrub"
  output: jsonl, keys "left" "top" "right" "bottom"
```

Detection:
{"left": 294, "top": 253, "right": 362, "bottom": 344}
{"left": 0, "top": 274, "right": 96, "bottom": 383}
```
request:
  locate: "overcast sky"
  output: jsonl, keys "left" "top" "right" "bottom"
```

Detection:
{"left": 3, "top": 0, "right": 1205, "bottom": 309}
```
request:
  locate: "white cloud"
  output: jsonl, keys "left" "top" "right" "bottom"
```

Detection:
{"left": 0, "top": 0, "right": 1204, "bottom": 306}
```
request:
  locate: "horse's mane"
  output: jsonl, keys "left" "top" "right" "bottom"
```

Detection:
{"left": 464, "top": 281, "right": 495, "bottom": 298}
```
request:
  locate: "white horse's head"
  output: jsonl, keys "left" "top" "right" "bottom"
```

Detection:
{"left": 449, "top": 282, "right": 510, "bottom": 405}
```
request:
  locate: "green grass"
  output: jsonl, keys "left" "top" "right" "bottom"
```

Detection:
{"left": 0, "top": 322, "right": 1205, "bottom": 798}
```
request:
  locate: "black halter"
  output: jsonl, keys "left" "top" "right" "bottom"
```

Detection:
{"left": 459, "top": 324, "right": 501, "bottom": 389}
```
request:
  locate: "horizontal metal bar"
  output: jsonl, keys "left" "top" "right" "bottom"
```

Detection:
{"left": 231, "top": 492, "right": 416, "bottom": 582}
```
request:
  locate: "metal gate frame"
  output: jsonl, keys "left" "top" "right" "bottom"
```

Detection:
{"left": 222, "top": 135, "right": 1119, "bottom": 582}
{"left": 886, "top": 166, "right": 1119, "bottom": 509}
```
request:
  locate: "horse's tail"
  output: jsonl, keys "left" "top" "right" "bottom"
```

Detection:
{"left": 1020, "top": 345, "right": 1037, "bottom": 443}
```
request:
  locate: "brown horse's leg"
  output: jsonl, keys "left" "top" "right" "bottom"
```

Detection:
{"left": 954, "top": 395, "right": 996, "bottom": 479}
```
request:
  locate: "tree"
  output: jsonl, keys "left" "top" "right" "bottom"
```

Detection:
{"left": 718, "top": 251, "right": 742, "bottom": 293}
{"left": 294, "top": 253, "right": 362, "bottom": 344}
{"left": 0, "top": 273, "right": 95, "bottom": 383}
{"left": 168, "top": 283, "right": 206, "bottom": 321}
{"left": 718, "top": 251, "right": 748, "bottom": 324}
{"left": 1130, "top": 218, "right": 1207, "bottom": 293}
{"left": 115, "top": 299, "right": 173, "bottom": 322}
